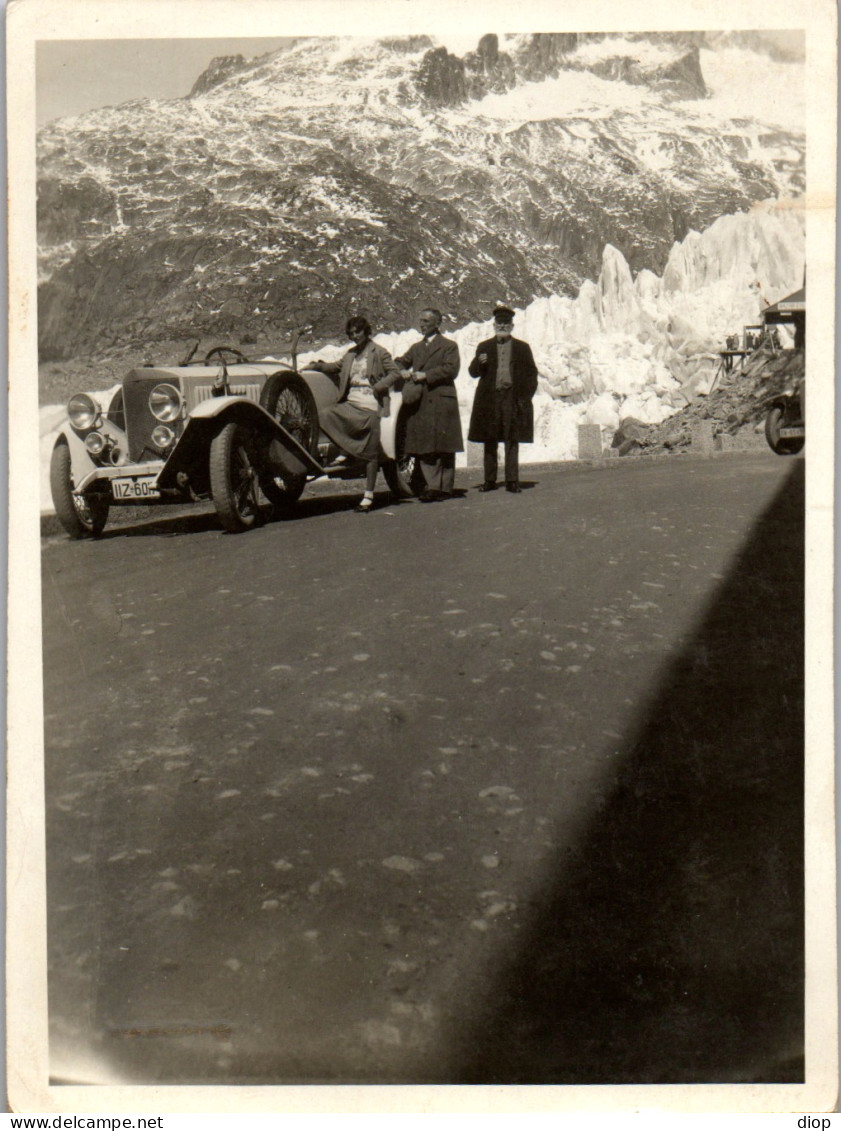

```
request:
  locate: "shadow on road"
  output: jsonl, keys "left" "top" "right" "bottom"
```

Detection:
{"left": 41, "top": 475, "right": 551, "bottom": 541}
{"left": 41, "top": 490, "right": 380, "bottom": 540}
{"left": 41, "top": 507, "right": 224, "bottom": 540}
{"left": 99, "top": 511, "right": 226, "bottom": 538}
{"left": 450, "top": 461, "right": 805, "bottom": 1084}
{"left": 274, "top": 489, "right": 399, "bottom": 521}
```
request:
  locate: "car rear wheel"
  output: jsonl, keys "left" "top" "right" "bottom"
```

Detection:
{"left": 765, "top": 404, "right": 804, "bottom": 455}
{"left": 258, "top": 371, "right": 320, "bottom": 507}
{"left": 209, "top": 421, "right": 261, "bottom": 532}
{"left": 382, "top": 408, "right": 426, "bottom": 498}
{"left": 49, "top": 439, "right": 109, "bottom": 538}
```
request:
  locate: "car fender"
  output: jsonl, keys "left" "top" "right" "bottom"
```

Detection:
{"left": 186, "top": 394, "right": 266, "bottom": 421}
{"left": 52, "top": 422, "right": 99, "bottom": 487}
{"left": 156, "top": 396, "right": 323, "bottom": 489}
{"left": 378, "top": 390, "right": 403, "bottom": 460}
{"left": 51, "top": 381, "right": 129, "bottom": 490}
{"left": 298, "top": 368, "right": 341, "bottom": 416}
{"left": 765, "top": 392, "right": 797, "bottom": 415}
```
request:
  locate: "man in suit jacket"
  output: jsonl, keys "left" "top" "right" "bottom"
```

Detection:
{"left": 394, "top": 308, "right": 464, "bottom": 502}
{"left": 468, "top": 305, "right": 538, "bottom": 493}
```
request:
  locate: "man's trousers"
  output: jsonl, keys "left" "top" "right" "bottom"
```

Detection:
{"left": 483, "top": 441, "right": 519, "bottom": 486}
{"left": 419, "top": 453, "right": 456, "bottom": 494}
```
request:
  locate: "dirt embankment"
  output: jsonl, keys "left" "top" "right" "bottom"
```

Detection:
{"left": 610, "top": 347, "right": 804, "bottom": 456}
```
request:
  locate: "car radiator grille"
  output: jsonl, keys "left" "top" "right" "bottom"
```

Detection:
{"left": 124, "top": 377, "right": 168, "bottom": 462}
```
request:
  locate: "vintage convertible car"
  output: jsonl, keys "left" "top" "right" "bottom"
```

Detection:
{"left": 49, "top": 344, "right": 425, "bottom": 537}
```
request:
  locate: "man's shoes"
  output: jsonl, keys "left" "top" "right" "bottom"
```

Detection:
{"left": 477, "top": 482, "right": 497, "bottom": 492}
{"left": 505, "top": 482, "right": 522, "bottom": 493}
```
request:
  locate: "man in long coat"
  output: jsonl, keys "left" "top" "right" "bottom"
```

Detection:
{"left": 395, "top": 308, "right": 463, "bottom": 502}
{"left": 468, "top": 305, "right": 538, "bottom": 493}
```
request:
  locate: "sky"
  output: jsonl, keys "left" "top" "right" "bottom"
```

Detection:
{"left": 36, "top": 38, "right": 295, "bottom": 127}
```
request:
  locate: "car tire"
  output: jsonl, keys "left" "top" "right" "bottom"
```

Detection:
{"left": 258, "top": 371, "right": 320, "bottom": 508}
{"left": 209, "top": 421, "right": 261, "bottom": 532}
{"left": 382, "top": 408, "right": 426, "bottom": 498}
{"left": 49, "top": 439, "right": 109, "bottom": 538}
{"left": 765, "top": 404, "right": 804, "bottom": 455}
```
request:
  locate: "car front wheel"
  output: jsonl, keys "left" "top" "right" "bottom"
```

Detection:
{"left": 765, "top": 404, "right": 804, "bottom": 455}
{"left": 209, "top": 422, "right": 262, "bottom": 532}
{"left": 49, "top": 439, "right": 109, "bottom": 538}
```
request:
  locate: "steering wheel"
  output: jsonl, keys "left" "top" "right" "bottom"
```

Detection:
{"left": 204, "top": 346, "right": 250, "bottom": 365}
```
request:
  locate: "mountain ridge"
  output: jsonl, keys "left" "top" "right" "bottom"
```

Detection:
{"left": 37, "top": 32, "right": 804, "bottom": 362}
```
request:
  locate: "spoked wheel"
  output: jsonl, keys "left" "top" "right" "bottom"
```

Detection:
{"left": 258, "top": 371, "right": 320, "bottom": 508}
{"left": 382, "top": 408, "right": 426, "bottom": 498}
{"left": 209, "top": 422, "right": 263, "bottom": 532}
{"left": 765, "top": 405, "right": 804, "bottom": 455}
{"left": 49, "top": 439, "right": 109, "bottom": 538}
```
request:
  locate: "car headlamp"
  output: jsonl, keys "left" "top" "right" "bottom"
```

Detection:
{"left": 84, "top": 432, "right": 107, "bottom": 456}
{"left": 151, "top": 424, "right": 175, "bottom": 450}
{"left": 149, "top": 383, "right": 183, "bottom": 422}
{"left": 67, "top": 393, "right": 100, "bottom": 430}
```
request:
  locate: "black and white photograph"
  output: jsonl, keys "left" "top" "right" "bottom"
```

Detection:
{"left": 6, "top": 0, "right": 837, "bottom": 1113}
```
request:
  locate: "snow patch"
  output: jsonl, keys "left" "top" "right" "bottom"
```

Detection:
{"left": 685, "top": 48, "right": 805, "bottom": 134}
{"left": 471, "top": 69, "right": 653, "bottom": 122}
{"left": 570, "top": 37, "right": 682, "bottom": 68}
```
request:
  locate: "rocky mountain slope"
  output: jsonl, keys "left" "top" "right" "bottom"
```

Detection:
{"left": 37, "top": 32, "right": 804, "bottom": 363}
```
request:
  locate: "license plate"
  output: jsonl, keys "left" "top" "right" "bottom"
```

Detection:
{"left": 112, "top": 477, "right": 160, "bottom": 500}
{"left": 779, "top": 427, "right": 804, "bottom": 438}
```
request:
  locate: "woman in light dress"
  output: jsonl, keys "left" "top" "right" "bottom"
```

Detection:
{"left": 310, "top": 316, "right": 402, "bottom": 512}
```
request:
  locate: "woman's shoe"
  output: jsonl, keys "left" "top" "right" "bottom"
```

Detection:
{"left": 354, "top": 497, "right": 374, "bottom": 513}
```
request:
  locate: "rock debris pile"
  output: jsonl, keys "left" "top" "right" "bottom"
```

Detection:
{"left": 610, "top": 346, "right": 804, "bottom": 455}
